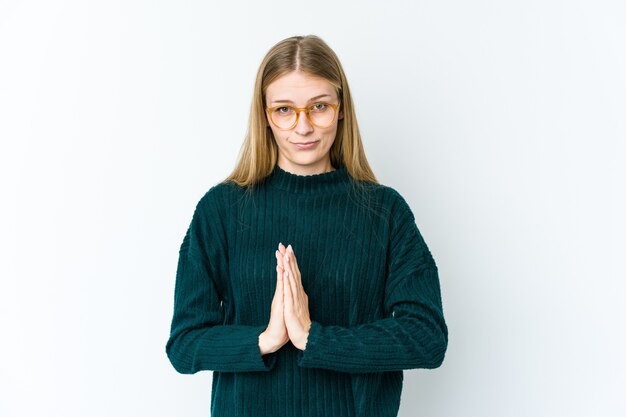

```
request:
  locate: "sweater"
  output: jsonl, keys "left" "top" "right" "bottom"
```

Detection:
{"left": 165, "top": 162, "right": 448, "bottom": 417}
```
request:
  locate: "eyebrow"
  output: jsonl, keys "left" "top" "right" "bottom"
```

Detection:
{"left": 270, "top": 94, "right": 331, "bottom": 105}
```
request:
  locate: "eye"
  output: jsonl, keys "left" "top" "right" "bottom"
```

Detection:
{"left": 310, "top": 102, "right": 328, "bottom": 112}
{"left": 276, "top": 106, "right": 293, "bottom": 115}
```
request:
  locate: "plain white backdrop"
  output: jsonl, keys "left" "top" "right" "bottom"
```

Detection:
{"left": 1, "top": 1, "right": 624, "bottom": 416}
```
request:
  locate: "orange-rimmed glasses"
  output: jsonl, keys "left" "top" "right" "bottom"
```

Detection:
{"left": 265, "top": 102, "right": 341, "bottom": 130}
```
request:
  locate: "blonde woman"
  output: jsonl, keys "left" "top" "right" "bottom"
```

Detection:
{"left": 165, "top": 34, "right": 448, "bottom": 417}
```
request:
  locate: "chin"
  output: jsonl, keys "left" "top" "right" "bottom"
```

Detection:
{"left": 292, "top": 157, "right": 321, "bottom": 165}
{"left": 289, "top": 155, "right": 325, "bottom": 165}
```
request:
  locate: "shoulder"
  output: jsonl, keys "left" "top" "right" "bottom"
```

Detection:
{"left": 381, "top": 184, "right": 413, "bottom": 210}
{"left": 182, "top": 183, "right": 238, "bottom": 233}
{"left": 376, "top": 185, "right": 436, "bottom": 266}
{"left": 357, "top": 181, "right": 416, "bottom": 221}
{"left": 195, "top": 180, "right": 244, "bottom": 211}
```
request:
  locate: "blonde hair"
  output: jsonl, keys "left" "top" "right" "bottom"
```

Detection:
{"left": 221, "top": 34, "right": 378, "bottom": 189}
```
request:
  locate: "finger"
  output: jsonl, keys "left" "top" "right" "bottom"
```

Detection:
{"left": 282, "top": 256, "right": 296, "bottom": 302}
{"left": 285, "top": 266, "right": 299, "bottom": 305}
{"left": 283, "top": 251, "right": 297, "bottom": 290}
{"left": 276, "top": 264, "right": 283, "bottom": 283}
{"left": 285, "top": 247, "right": 305, "bottom": 300}
{"left": 277, "top": 269, "right": 284, "bottom": 303}
{"left": 275, "top": 250, "right": 284, "bottom": 269}
{"left": 287, "top": 245, "right": 301, "bottom": 278}
{"left": 275, "top": 255, "right": 283, "bottom": 280}
{"left": 283, "top": 269, "right": 292, "bottom": 307}
{"left": 274, "top": 265, "right": 283, "bottom": 301}
{"left": 283, "top": 247, "right": 305, "bottom": 303}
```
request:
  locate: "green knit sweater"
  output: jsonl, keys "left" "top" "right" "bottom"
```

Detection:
{"left": 165, "top": 162, "right": 448, "bottom": 417}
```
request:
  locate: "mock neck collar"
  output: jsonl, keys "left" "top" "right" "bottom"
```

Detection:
{"left": 266, "top": 162, "right": 352, "bottom": 194}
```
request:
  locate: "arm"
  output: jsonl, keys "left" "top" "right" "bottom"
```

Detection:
{"left": 296, "top": 192, "right": 448, "bottom": 373}
{"left": 165, "top": 188, "right": 278, "bottom": 374}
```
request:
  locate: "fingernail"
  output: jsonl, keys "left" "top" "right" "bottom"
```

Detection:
{"left": 287, "top": 244, "right": 292, "bottom": 252}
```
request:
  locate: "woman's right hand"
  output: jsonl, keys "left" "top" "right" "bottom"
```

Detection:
{"left": 258, "top": 246, "right": 290, "bottom": 355}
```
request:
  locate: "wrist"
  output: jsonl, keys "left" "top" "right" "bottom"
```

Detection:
{"left": 303, "top": 321, "right": 311, "bottom": 350}
{"left": 258, "top": 330, "right": 280, "bottom": 355}
{"left": 296, "top": 322, "right": 312, "bottom": 351}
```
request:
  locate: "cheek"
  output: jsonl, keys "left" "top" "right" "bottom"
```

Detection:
{"left": 321, "top": 125, "right": 339, "bottom": 142}
{"left": 269, "top": 127, "right": 285, "bottom": 142}
{"left": 271, "top": 131, "right": 292, "bottom": 150}
{"left": 275, "top": 133, "right": 289, "bottom": 144}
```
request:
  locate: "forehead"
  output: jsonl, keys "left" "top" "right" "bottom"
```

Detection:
{"left": 266, "top": 71, "right": 336, "bottom": 104}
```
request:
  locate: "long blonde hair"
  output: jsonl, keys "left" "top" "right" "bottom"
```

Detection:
{"left": 221, "top": 34, "right": 378, "bottom": 189}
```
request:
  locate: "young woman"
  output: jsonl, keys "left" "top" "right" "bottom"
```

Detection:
{"left": 166, "top": 34, "right": 448, "bottom": 417}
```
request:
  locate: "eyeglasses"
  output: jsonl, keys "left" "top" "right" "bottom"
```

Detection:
{"left": 265, "top": 102, "right": 341, "bottom": 130}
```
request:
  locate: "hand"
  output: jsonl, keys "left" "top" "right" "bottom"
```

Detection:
{"left": 259, "top": 246, "right": 290, "bottom": 355}
{"left": 279, "top": 243, "right": 312, "bottom": 351}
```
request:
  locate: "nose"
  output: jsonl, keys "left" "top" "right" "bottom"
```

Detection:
{"left": 294, "top": 109, "right": 314, "bottom": 135}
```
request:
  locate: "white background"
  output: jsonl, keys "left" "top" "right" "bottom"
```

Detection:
{"left": 1, "top": 1, "right": 624, "bottom": 416}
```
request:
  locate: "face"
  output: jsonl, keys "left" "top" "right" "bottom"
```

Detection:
{"left": 265, "top": 70, "right": 343, "bottom": 175}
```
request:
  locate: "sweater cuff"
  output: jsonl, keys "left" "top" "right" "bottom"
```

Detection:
{"left": 216, "top": 325, "right": 279, "bottom": 372}
{"left": 296, "top": 320, "right": 325, "bottom": 369}
{"left": 253, "top": 325, "right": 278, "bottom": 371}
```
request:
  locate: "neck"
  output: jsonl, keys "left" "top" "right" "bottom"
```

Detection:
{"left": 266, "top": 161, "right": 351, "bottom": 195}
{"left": 276, "top": 158, "right": 335, "bottom": 176}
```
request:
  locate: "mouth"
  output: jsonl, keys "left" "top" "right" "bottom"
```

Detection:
{"left": 291, "top": 140, "right": 320, "bottom": 150}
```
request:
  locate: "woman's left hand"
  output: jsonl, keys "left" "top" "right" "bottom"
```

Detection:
{"left": 278, "top": 242, "right": 312, "bottom": 351}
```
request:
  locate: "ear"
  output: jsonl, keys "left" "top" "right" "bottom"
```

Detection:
{"left": 338, "top": 110, "right": 344, "bottom": 120}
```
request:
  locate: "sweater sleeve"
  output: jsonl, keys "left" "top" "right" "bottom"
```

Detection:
{"left": 296, "top": 191, "right": 448, "bottom": 373}
{"left": 165, "top": 187, "right": 278, "bottom": 374}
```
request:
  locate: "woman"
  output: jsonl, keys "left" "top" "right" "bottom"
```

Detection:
{"left": 165, "top": 34, "right": 448, "bottom": 417}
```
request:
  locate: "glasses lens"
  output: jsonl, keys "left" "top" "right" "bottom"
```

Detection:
{"left": 308, "top": 103, "right": 336, "bottom": 128}
{"left": 271, "top": 107, "right": 297, "bottom": 129}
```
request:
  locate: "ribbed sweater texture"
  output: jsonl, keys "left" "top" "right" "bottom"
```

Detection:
{"left": 165, "top": 162, "right": 448, "bottom": 417}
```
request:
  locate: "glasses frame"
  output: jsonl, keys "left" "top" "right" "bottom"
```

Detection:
{"left": 265, "top": 102, "right": 341, "bottom": 130}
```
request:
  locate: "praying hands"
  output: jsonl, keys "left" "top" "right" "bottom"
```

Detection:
{"left": 259, "top": 242, "right": 312, "bottom": 354}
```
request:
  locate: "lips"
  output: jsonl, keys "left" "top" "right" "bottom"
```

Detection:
{"left": 292, "top": 140, "right": 320, "bottom": 150}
